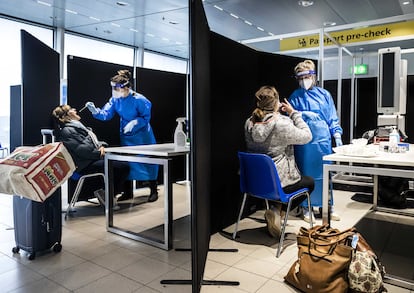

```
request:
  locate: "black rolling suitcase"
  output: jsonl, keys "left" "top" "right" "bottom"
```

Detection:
{"left": 12, "top": 190, "right": 62, "bottom": 260}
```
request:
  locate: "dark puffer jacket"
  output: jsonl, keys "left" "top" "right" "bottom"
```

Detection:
{"left": 55, "top": 121, "right": 106, "bottom": 172}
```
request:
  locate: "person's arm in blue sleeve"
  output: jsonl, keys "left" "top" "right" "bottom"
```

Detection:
{"left": 123, "top": 98, "right": 152, "bottom": 134}
{"left": 135, "top": 99, "right": 151, "bottom": 130}
{"left": 320, "top": 90, "right": 343, "bottom": 136}
{"left": 321, "top": 90, "right": 343, "bottom": 146}
{"left": 92, "top": 98, "right": 117, "bottom": 121}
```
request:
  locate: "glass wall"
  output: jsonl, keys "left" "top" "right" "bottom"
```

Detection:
{"left": 144, "top": 51, "right": 188, "bottom": 74}
{"left": 0, "top": 18, "right": 53, "bottom": 150}
{"left": 64, "top": 33, "right": 135, "bottom": 79}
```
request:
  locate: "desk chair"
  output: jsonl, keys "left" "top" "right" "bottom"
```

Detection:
{"left": 65, "top": 171, "right": 105, "bottom": 220}
{"left": 234, "top": 152, "right": 313, "bottom": 257}
{"left": 40, "top": 129, "right": 106, "bottom": 220}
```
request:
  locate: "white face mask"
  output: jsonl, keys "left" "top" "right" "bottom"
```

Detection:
{"left": 112, "top": 89, "right": 124, "bottom": 98}
{"left": 299, "top": 78, "right": 313, "bottom": 90}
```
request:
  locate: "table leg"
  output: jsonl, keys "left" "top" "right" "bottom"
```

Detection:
{"left": 104, "top": 153, "right": 173, "bottom": 250}
{"left": 104, "top": 157, "right": 114, "bottom": 228}
{"left": 322, "top": 164, "right": 330, "bottom": 225}
{"left": 372, "top": 174, "right": 378, "bottom": 210}
{"left": 164, "top": 159, "right": 173, "bottom": 249}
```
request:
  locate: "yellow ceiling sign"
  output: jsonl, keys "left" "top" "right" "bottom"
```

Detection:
{"left": 280, "top": 20, "right": 414, "bottom": 51}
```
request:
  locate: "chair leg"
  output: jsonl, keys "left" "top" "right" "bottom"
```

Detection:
{"left": 277, "top": 199, "right": 292, "bottom": 258}
{"left": 306, "top": 192, "right": 313, "bottom": 228}
{"left": 232, "top": 194, "right": 247, "bottom": 239}
{"left": 65, "top": 178, "right": 84, "bottom": 220}
{"left": 265, "top": 199, "right": 270, "bottom": 210}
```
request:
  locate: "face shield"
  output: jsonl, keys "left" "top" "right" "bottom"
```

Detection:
{"left": 110, "top": 81, "right": 129, "bottom": 98}
{"left": 110, "top": 81, "right": 129, "bottom": 90}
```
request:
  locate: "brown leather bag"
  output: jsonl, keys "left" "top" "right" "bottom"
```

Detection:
{"left": 284, "top": 225, "right": 355, "bottom": 293}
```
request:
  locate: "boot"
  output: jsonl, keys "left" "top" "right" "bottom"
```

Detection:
{"left": 117, "top": 180, "right": 134, "bottom": 201}
{"left": 148, "top": 180, "right": 158, "bottom": 202}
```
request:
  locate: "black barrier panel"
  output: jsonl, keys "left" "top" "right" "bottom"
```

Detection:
{"left": 406, "top": 76, "right": 414, "bottom": 143}
{"left": 67, "top": 56, "right": 133, "bottom": 147}
{"left": 10, "top": 85, "right": 22, "bottom": 152}
{"left": 136, "top": 67, "right": 186, "bottom": 144}
{"left": 209, "top": 32, "right": 260, "bottom": 233}
{"left": 209, "top": 32, "right": 308, "bottom": 233}
{"left": 136, "top": 67, "right": 187, "bottom": 183}
{"left": 18, "top": 30, "right": 60, "bottom": 146}
{"left": 190, "top": 0, "right": 212, "bottom": 290}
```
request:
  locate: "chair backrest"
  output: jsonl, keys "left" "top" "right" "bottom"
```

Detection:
{"left": 71, "top": 171, "right": 82, "bottom": 181}
{"left": 238, "top": 151, "right": 289, "bottom": 202}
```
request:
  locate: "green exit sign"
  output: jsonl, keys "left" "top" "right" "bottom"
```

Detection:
{"left": 351, "top": 64, "right": 368, "bottom": 75}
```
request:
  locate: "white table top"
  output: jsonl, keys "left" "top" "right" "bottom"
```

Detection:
{"left": 323, "top": 144, "right": 414, "bottom": 167}
{"left": 105, "top": 143, "right": 190, "bottom": 157}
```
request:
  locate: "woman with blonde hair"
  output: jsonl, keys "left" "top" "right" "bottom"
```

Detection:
{"left": 289, "top": 59, "right": 343, "bottom": 222}
{"left": 85, "top": 69, "right": 159, "bottom": 202}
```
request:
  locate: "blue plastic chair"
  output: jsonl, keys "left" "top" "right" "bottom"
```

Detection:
{"left": 233, "top": 152, "right": 313, "bottom": 257}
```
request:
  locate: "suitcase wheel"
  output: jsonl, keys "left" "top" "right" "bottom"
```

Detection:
{"left": 28, "top": 253, "right": 35, "bottom": 260}
{"left": 53, "top": 243, "right": 62, "bottom": 253}
{"left": 12, "top": 246, "right": 19, "bottom": 254}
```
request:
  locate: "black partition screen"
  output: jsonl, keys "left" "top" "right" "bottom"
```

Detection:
{"left": 14, "top": 30, "right": 60, "bottom": 147}
{"left": 190, "top": 0, "right": 212, "bottom": 290}
{"left": 67, "top": 56, "right": 133, "bottom": 146}
{"left": 136, "top": 67, "right": 186, "bottom": 144}
{"left": 136, "top": 67, "right": 187, "bottom": 183}
{"left": 209, "top": 33, "right": 305, "bottom": 233}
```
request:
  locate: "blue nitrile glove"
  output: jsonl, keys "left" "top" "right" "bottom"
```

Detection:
{"left": 85, "top": 102, "right": 98, "bottom": 114}
{"left": 123, "top": 119, "right": 138, "bottom": 133}
{"left": 334, "top": 132, "right": 343, "bottom": 146}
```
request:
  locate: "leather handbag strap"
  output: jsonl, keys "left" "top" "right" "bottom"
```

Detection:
{"left": 304, "top": 226, "right": 356, "bottom": 257}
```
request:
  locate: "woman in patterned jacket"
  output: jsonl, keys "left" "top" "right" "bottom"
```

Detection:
{"left": 244, "top": 85, "right": 314, "bottom": 238}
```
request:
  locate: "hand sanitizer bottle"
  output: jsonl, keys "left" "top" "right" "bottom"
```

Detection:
{"left": 389, "top": 127, "right": 400, "bottom": 152}
{"left": 174, "top": 117, "right": 187, "bottom": 147}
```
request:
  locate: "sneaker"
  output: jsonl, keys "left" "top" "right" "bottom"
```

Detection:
{"left": 330, "top": 207, "right": 341, "bottom": 221}
{"left": 302, "top": 207, "right": 316, "bottom": 223}
{"left": 117, "top": 193, "right": 133, "bottom": 201}
{"left": 113, "top": 197, "right": 120, "bottom": 211}
{"left": 148, "top": 192, "right": 158, "bottom": 202}
{"left": 264, "top": 209, "right": 281, "bottom": 238}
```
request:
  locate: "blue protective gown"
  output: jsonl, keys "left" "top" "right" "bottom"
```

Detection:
{"left": 289, "top": 86, "right": 342, "bottom": 207}
{"left": 92, "top": 91, "right": 159, "bottom": 181}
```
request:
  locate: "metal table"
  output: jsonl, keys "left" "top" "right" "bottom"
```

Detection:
{"left": 104, "top": 143, "right": 190, "bottom": 250}
{"left": 322, "top": 144, "right": 414, "bottom": 290}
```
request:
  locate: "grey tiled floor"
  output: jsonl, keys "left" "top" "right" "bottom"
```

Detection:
{"left": 0, "top": 184, "right": 413, "bottom": 292}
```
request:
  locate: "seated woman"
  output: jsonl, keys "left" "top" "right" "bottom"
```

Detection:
{"left": 52, "top": 105, "right": 130, "bottom": 203}
{"left": 244, "top": 85, "right": 315, "bottom": 237}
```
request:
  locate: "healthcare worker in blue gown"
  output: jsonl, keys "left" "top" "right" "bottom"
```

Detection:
{"left": 85, "top": 69, "right": 159, "bottom": 203}
{"left": 288, "top": 60, "right": 342, "bottom": 222}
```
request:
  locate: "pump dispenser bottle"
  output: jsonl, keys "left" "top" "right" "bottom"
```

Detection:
{"left": 389, "top": 127, "right": 400, "bottom": 153}
{"left": 174, "top": 117, "right": 187, "bottom": 147}
{"left": 389, "top": 127, "right": 400, "bottom": 144}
